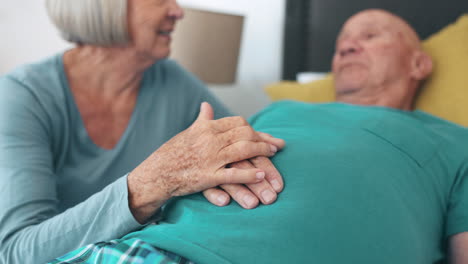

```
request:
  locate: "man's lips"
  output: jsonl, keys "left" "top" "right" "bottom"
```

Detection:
{"left": 337, "top": 61, "right": 367, "bottom": 72}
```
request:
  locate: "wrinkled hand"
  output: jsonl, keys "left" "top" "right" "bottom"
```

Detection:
{"left": 203, "top": 133, "right": 285, "bottom": 209}
{"left": 127, "top": 102, "right": 281, "bottom": 223}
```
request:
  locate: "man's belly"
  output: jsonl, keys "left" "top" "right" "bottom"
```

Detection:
{"left": 126, "top": 123, "right": 447, "bottom": 264}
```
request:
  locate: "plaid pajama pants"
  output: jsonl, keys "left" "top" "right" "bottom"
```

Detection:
{"left": 47, "top": 238, "right": 196, "bottom": 264}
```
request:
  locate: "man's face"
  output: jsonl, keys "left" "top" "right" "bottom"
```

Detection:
{"left": 332, "top": 10, "right": 417, "bottom": 98}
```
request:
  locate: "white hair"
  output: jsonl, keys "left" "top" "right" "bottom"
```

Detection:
{"left": 45, "top": 0, "right": 129, "bottom": 45}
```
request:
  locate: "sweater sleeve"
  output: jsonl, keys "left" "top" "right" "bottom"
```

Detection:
{"left": 0, "top": 76, "right": 143, "bottom": 263}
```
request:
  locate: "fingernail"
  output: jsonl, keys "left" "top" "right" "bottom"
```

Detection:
{"left": 271, "top": 179, "right": 281, "bottom": 192}
{"left": 217, "top": 195, "right": 228, "bottom": 206}
{"left": 270, "top": 145, "right": 278, "bottom": 153}
{"left": 243, "top": 195, "right": 257, "bottom": 208}
{"left": 261, "top": 189, "right": 276, "bottom": 204}
{"left": 256, "top": 171, "right": 265, "bottom": 180}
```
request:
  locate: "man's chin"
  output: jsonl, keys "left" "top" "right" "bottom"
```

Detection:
{"left": 334, "top": 70, "right": 368, "bottom": 94}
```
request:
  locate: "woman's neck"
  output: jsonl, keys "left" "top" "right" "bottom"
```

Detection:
{"left": 63, "top": 45, "right": 155, "bottom": 98}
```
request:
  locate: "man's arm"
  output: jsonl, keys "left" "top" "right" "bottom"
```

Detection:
{"left": 449, "top": 232, "right": 468, "bottom": 263}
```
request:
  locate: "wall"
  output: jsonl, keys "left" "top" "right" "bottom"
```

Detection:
{"left": 0, "top": 0, "right": 71, "bottom": 74}
{"left": 178, "top": 0, "right": 286, "bottom": 117}
{"left": 179, "top": 0, "right": 285, "bottom": 84}
{"left": 0, "top": 0, "right": 286, "bottom": 117}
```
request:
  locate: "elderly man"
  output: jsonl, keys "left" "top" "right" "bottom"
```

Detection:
{"left": 50, "top": 9, "right": 468, "bottom": 264}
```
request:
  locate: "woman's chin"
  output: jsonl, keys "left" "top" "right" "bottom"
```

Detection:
{"left": 151, "top": 48, "right": 171, "bottom": 61}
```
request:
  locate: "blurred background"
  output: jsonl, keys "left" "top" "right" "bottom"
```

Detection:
{"left": 0, "top": 0, "right": 286, "bottom": 117}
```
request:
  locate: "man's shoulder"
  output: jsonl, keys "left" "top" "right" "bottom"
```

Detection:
{"left": 253, "top": 100, "right": 334, "bottom": 116}
{"left": 250, "top": 101, "right": 376, "bottom": 124}
{"left": 414, "top": 111, "right": 468, "bottom": 143}
{"left": 249, "top": 100, "right": 315, "bottom": 124}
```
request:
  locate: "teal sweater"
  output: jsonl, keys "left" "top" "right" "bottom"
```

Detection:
{"left": 124, "top": 101, "right": 468, "bottom": 263}
{"left": 0, "top": 54, "right": 231, "bottom": 263}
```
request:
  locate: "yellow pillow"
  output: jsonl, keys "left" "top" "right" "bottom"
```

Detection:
{"left": 265, "top": 75, "right": 335, "bottom": 102}
{"left": 265, "top": 14, "right": 468, "bottom": 126}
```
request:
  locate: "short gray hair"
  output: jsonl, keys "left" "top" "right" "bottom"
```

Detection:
{"left": 45, "top": 0, "right": 129, "bottom": 45}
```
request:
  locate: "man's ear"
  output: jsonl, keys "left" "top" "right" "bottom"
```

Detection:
{"left": 410, "top": 51, "right": 433, "bottom": 81}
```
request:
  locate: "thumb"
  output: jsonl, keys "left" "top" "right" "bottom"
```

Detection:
{"left": 196, "top": 102, "right": 214, "bottom": 121}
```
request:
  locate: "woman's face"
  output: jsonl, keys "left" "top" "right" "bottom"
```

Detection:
{"left": 127, "top": 0, "right": 184, "bottom": 61}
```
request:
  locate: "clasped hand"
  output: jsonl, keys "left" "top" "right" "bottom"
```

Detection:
{"left": 128, "top": 102, "right": 284, "bottom": 223}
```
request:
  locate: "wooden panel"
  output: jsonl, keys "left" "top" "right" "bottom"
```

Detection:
{"left": 171, "top": 8, "right": 244, "bottom": 84}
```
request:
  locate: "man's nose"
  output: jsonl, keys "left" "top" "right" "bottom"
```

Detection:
{"left": 336, "top": 39, "right": 361, "bottom": 57}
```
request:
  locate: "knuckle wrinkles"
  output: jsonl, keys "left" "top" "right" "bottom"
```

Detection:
{"left": 225, "top": 168, "right": 235, "bottom": 182}
{"left": 239, "top": 117, "right": 248, "bottom": 126}
{"left": 251, "top": 156, "right": 262, "bottom": 164}
{"left": 223, "top": 132, "right": 235, "bottom": 145}
{"left": 246, "top": 127, "right": 256, "bottom": 139}
{"left": 238, "top": 142, "right": 251, "bottom": 155}
{"left": 263, "top": 142, "right": 271, "bottom": 153}
{"left": 232, "top": 116, "right": 247, "bottom": 126}
{"left": 235, "top": 189, "right": 250, "bottom": 198}
{"left": 228, "top": 116, "right": 241, "bottom": 124}
{"left": 237, "top": 126, "right": 253, "bottom": 139}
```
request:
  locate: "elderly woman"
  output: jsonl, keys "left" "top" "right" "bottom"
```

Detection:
{"left": 0, "top": 0, "right": 285, "bottom": 262}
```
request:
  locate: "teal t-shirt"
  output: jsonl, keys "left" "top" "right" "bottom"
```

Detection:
{"left": 124, "top": 101, "right": 468, "bottom": 264}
